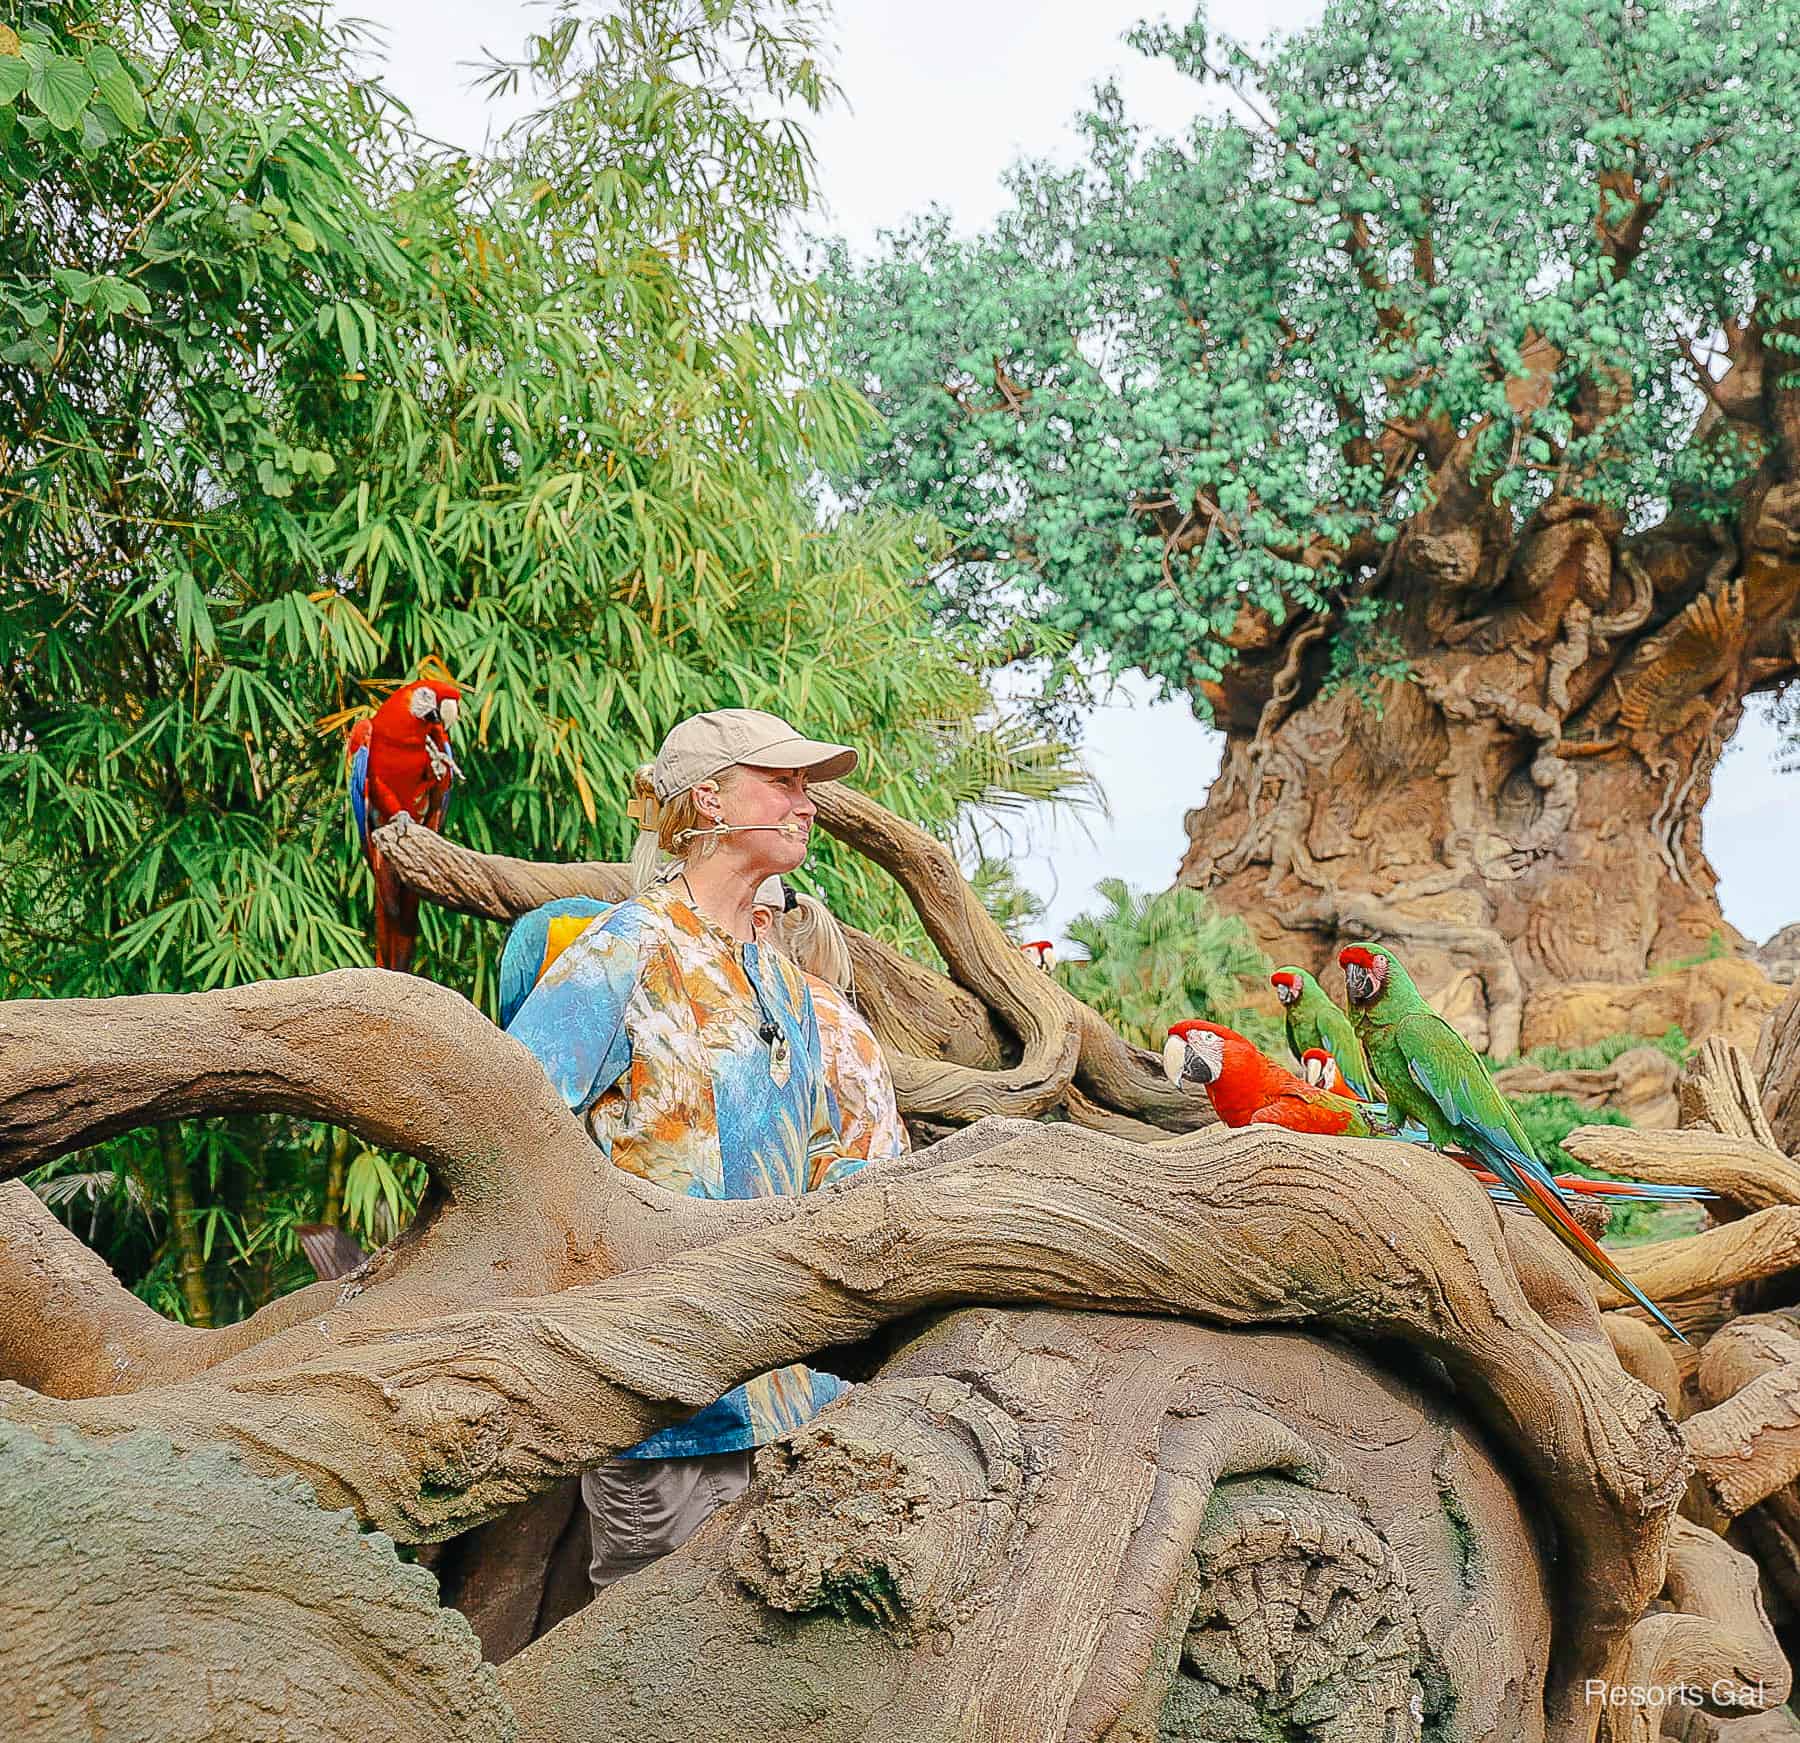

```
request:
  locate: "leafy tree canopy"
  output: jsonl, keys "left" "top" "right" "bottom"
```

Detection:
{"left": 0, "top": 0, "right": 1082, "bottom": 1319}
{"left": 823, "top": 0, "right": 1800, "bottom": 709}
{"left": 1, "top": 0, "right": 1080, "bottom": 1008}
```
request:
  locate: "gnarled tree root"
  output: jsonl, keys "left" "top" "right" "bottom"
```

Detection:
{"left": 1561, "top": 1129, "right": 1800, "bottom": 1224}
{"left": 1681, "top": 1040, "right": 1784, "bottom": 1154}
{"left": 0, "top": 1419, "right": 511, "bottom": 1743}
{"left": 1756, "top": 984, "right": 1800, "bottom": 1159}
{"left": 1, "top": 1113, "right": 1688, "bottom": 1740}
{"left": 1600, "top": 1517, "right": 1790, "bottom": 1743}
{"left": 1687, "top": 1314, "right": 1800, "bottom": 1530}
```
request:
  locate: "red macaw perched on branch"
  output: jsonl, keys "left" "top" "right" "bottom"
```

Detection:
{"left": 1162, "top": 1020, "right": 1379, "bottom": 1136}
{"left": 1020, "top": 939, "right": 1057, "bottom": 971}
{"left": 346, "top": 676, "right": 462, "bottom": 972}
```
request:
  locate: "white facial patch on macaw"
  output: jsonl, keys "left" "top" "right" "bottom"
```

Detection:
{"left": 1275, "top": 978, "right": 1299, "bottom": 1006}
{"left": 408, "top": 684, "right": 437, "bottom": 721}
{"left": 1162, "top": 1029, "right": 1223, "bottom": 1088}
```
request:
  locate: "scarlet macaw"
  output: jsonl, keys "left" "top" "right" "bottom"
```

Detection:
{"left": 1272, "top": 966, "right": 1376, "bottom": 1100}
{"left": 1162, "top": 1019, "right": 1379, "bottom": 1136}
{"left": 346, "top": 677, "right": 462, "bottom": 973}
{"left": 498, "top": 897, "right": 612, "bottom": 1028}
{"left": 1340, "top": 940, "right": 1687, "bottom": 1342}
{"left": 1021, "top": 939, "right": 1057, "bottom": 971}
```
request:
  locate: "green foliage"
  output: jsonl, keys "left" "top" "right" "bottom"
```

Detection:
{"left": 3, "top": 0, "right": 1080, "bottom": 1317}
{"left": 823, "top": 0, "right": 1800, "bottom": 710}
{"left": 23, "top": 1117, "right": 323, "bottom": 1321}
{"left": 1491, "top": 1025, "right": 1691, "bottom": 1074}
{"left": 1057, "top": 877, "right": 1279, "bottom": 1051}
{"left": 968, "top": 854, "right": 1048, "bottom": 936}
{"left": 342, "top": 1146, "right": 428, "bottom": 1247}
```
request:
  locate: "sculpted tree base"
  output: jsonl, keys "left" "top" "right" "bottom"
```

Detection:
{"left": 499, "top": 1308, "right": 1555, "bottom": 1743}
{"left": 7, "top": 812, "right": 1800, "bottom": 1740}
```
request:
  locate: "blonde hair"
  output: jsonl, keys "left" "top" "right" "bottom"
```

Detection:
{"left": 628, "top": 762, "right": 744, "bottom": 893}
{"left": 777, "top": 892, "right": 854, "bottom": 994}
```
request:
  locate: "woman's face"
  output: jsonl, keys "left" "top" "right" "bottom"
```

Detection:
{"left": 705, "top": 765, "right": 816, "bottom": 877}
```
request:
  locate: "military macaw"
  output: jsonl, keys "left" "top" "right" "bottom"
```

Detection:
{"left": 1299, "top": 1047, "right": 1711, "bottom": 1209}
{"left": 1339, "top": 941, "right": 1688, "bottom": 1342}
{"left": 1272, "top": 966, "right": 1376, "bottom": 1100}
{"left": 498, "top": 897, "right": 612, "bottom": 1028}
{"left": 1163, "top": 1019, "right": 1380, "bottom": 1137}
{"left": 346, "top": 677, "right": 462, "bottom": 973}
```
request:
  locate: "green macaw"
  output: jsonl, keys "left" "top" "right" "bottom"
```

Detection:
{"left": 1338, "top": 940, "right": 1686, "bottom": 1343}
{"left": 1270, "top": 966, "right": 1375, "bottom": 1100}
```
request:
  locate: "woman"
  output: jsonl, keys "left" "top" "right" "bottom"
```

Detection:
{"left": 753, "top": 879, "right": 909, "bottom": 1164}
{"left": 506, "top": 707, "right": 867, "bottom": 1592}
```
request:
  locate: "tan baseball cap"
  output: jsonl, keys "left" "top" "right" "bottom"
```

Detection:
{"left": 651, "top": 708, "right": 857, "bottom": 802}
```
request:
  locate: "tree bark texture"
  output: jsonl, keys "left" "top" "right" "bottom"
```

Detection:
{"left": 1756, "top": 985, "right": 1800, "bottom": 1157}
{"left": 499, "top": 1307, "right": 1558, "bottom": 1743}
{"left": 7, "top": 882, "right": 1800, "bottom": 1739}
{"left": 1172, "top": 469, "right": 1800, "bottom": 1057}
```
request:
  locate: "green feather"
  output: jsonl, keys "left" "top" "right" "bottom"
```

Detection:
{"left": 1278, "top": 966, "right": 1375, "bottom": 1099}
{"left": 1349, "top": 947, "right": 1549, "bottom": 1180}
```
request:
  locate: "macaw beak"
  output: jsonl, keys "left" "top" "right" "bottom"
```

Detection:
{"left": 1041, "top": 945, "right": 1056, "bottom": 972}
{"left": 1343, "top": 963, "right": 1375, "bottom": 1005}
{"left": 439, "top": 696, "right": 460, "bottom": 733}
{"left": 1161, "top": 1035, "right": 1213, "bottom": 1088}
{"left": 1301, "top": 1055, "right": 1329, "bottom": 1088}
{"left": 1275, "top": 983, "right": 1297, "bottom": 1006}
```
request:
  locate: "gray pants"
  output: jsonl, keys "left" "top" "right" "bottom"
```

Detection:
{"left": 581, "top": 1450, "right": 753, "bottom": 1592}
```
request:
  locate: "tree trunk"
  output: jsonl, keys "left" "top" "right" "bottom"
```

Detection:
{"left": 321, "top": 1126, "right": 352, "bottom": 1229}
{"left": 1176, "top": 493, "right": 1800, "bottom": 1057}
{"left": 499, "top": 1307, "right": 1559, "bottom": 1743}
{"left": 1756, "top": 986, "right": 1800, "bottom": 1155}
{"left": 158, "top": 1120, "right": 213, "bottom": 1328}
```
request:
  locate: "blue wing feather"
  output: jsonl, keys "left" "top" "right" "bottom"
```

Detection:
{"left": 499, "top": 898, "right": 612, "bottom": 1029}
{"left": 348, "top": 745, "right": 370, "bottom": 846}
{"left": 498, "top": 911, "right": 551, "bottom": 1031}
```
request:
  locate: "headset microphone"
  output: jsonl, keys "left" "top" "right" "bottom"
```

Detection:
{"left": 673, "top": 822, "right": 806, "bottom": 843}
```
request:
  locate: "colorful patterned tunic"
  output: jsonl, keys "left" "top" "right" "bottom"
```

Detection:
{"left": 805, "top": 974, "right": 909, "bottom": 1162}
{"left": 506, "top": 884, "right": 864, "bottom": 1459}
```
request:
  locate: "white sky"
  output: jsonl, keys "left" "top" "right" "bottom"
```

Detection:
{"left": 341, "top": 0, "right": 1796, "bottom": 949}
